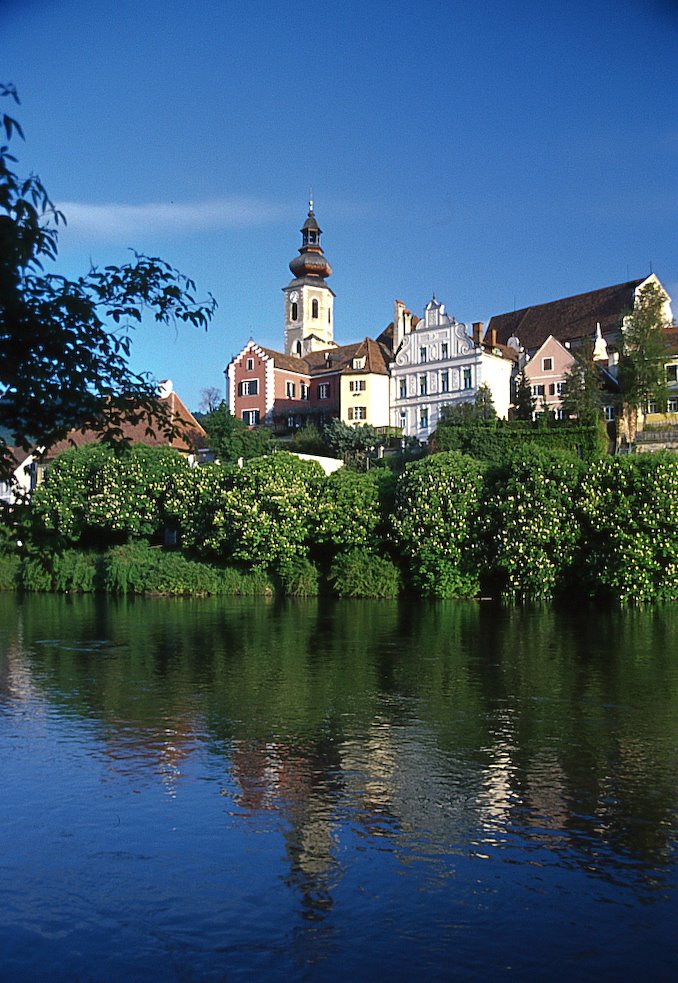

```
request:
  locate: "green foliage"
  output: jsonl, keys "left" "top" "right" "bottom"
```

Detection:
{"left": 578, "top": 453, "right": 678, "bottom": 603}
{"left": 275, "top": 557, "right": 321, "bottom": 597}
{"left": 329, "top": 549, "right": 402, "bottom": 598}
{"left": 439, "top": 385, "right": 497, "bottom": 426}
{"left": 31, "top": 444, "right": 191, "bottom": 547}
{"left": 0, "top": 553, "right": 20, "bottom": 589}
{"left": 314, "top": 467, "right": 394, "bottom": 559}
{"left": 391, "top": 452, "right": 484, "bottom": 598}
{"left": 184, "top": 452, "right": 325, "bottom": 567}
{"left": 287, "top": 423, "right": 329, "bottom": 456}
{"left": 618, "top": 281, "right": 671, "bottom": 410}
{"left": 103, "top": 542, "right": 225, "bottom": 595}
{"left": 432, "top": 418, "right": 606, "bottom": 465}
{"left": 560, "top": 342, "right": 604, "bottom": 424}
{"left": 200, "top": 402, "right": 275, "bottom": 462}
{"left": 480, "top": 446, "right": 583, "bottom": 601}
{"left": 0, "top": 85, "right": 216, "bottom": 481}
{"left": 323, "top": 419, "right": 384, "bottom": 460}
{"left": 512, "top": 371, "right": 536, "bottom": 421}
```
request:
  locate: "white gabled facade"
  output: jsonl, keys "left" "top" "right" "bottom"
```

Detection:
{"left": 389, "top": 296, "right": 514, "bottom": 441}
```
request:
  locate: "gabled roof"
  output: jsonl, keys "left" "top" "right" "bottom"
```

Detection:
{"left": 487, "top": 278, "right": 647, "bottom": 351}
{"left": 258, "top": 347, "right": 308, "bottom": 374}
{"left": 40, "top": 391, "right": 206, "bottom": 460}
{"left": 255, "top": 338, "right": 391, "bottom": 378}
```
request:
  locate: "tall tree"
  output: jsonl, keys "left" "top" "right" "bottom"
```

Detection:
{"left": 198, "top": 387, "right": 222, "bottom": 414}
{"left": 0, "top": 85, "right": 216, "bottom": 479}
{"left": 618, "top": 280, "right": 671, "bottom": 415}
{"left": 560, "top": 342, "right": 604, "bottom": 424}
{"left": 512, "top": 370, "right": 536, "bottom": 421}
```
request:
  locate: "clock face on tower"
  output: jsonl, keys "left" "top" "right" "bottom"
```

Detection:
{"left": 289, "top": 291, "right": 298, "bottom": 303}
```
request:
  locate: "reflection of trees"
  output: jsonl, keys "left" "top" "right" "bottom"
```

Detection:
{"left": 2, "top": 592, "right": 678, "bottom": 902}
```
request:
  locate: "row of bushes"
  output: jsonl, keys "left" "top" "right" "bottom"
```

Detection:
{"left": 431, "top": 418, "right": 609, "bottom": 465}
{"left": 1, "top": 543, "right": 401, "bottom": 599}
{"left": 6, "top": 445, "right": 678, "bottom": 603}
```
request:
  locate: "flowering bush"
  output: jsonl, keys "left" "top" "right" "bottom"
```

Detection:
{"left": 391, "top": 452, "right": 484, "bottom": 597}
{"left": 480, "top": 446, "right": 583, "bottom": 601}
{"left": 313, "top": 468, "right": 394, "bottom": 559}
{"left": 31, "top": 444, "right": 192, "bottom": 546}
{"left": 578, "top": 452, "right": 678, "bottom": 603}
{"left": 183, "top": 452, "right": 325, "bottom": 568}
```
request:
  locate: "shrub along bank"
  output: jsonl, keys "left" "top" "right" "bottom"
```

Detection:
{"left": 3, "top": 446, "right": 678, "bottom": 604}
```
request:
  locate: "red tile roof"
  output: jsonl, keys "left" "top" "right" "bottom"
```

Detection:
{"left": 487, "top": 278, "right": 646, "bottom": 351}
{"left": 40, "top": 391, "right": 206, "bottom": 460}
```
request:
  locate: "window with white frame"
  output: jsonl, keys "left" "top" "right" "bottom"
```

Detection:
{"left": 399, "top": 379, "right": 407, "bottom": 399}
{"left": 239, "top": 379, "right": 258, "bottom": 396}
{"left": 318, "top": 383, "right": 330, "bottom": 400}
{"left": 555, "top": 408, "right": 566, "bottom": 420}
{"left": 352, "top": 357, "right": 366, "bottom": 370}
{"left": 441, "top": 342, "right": 449, "bottom": 359}
{"left": 548, "top": 383, "right": 555, "bottom": 396}
{"left": 556, "top": 382, "right": 566, "bottom": 396}
{"left": 246, "top": 357, "right": 254, "bottom": 371}
{"left": 349, "top": 379, "right": 366, "bottom": 392}
{"left": 419, "top": 375, "right": 427, "bottom": 396}
{"left": 542, "top": 357, "right": 553, "bottom": 371}
{"left": 420, "top": 346, "right": 427, "bottom": 363}
{"left": 242, "top": 409, "right": 260, "bottom": 426}
{"left": 349, "top": 406, "right": 367, "bottom": 421}
{"left": 463, "top": 367, "right": 472, "bottom": 390}
{"left": 532, "top": 384, "right": 545, "bottom": 397}
{"left": 440, "top": 369, "right": 449, "bottom": 393}
{"left": 647, "top": 400, "right": 657, "bottom": 414}
{"left": 419, "top": 407, "right": 429, "bottom": 430}
{"left": 603, "top": 405, "right": 615, "bottom": 421}
{"left": 286, "top": 381, "right": 296, "bottom": 398}
{"left": 669, "top": 398, "right": 678, "bottom": 412}
{"left": 300, "top": 384, "right": 309, "bottom": 400}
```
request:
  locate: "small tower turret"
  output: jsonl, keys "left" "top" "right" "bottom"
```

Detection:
{"left": 283, "top": 200, "right": 336, "bottom": 356}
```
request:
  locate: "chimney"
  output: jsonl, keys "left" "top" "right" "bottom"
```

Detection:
{"left": 393, "top": 299, "right": 412, "bottom": 352}
{"left": 472, "top": 321, "right": 483, "bottom": 345}
{"left": 490, "top": 327, "right": 497, "bottom": 348}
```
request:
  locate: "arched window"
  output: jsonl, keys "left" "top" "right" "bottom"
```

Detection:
{"left": 312, "top": 299, "right": 319, "bottom": 319}
{"left": 295, "top": 340, "right": 302, "bottom": 356}
{"left": 291, "top": 302, "right": 298, "bottom": 321}
{"left": 328, "top": 308, "right": 331, "bottom": 323}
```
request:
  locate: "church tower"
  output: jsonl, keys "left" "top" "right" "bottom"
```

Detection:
{"left": 283, "top": 200, "right": 336, "bottom": 356}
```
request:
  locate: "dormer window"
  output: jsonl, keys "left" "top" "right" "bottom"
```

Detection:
{"left": 312, "top": 299, "right": 319, "bottom": 319}
{"left": 352, "top": 357, "right": 366, "bottom": 370}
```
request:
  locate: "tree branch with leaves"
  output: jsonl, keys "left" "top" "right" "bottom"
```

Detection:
{"left": 0, "top": 84, "right": 217, "bottom": 479}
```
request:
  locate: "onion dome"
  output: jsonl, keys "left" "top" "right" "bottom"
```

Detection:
{"left": 289, "top": 202, "right": 332, "bottom": 279}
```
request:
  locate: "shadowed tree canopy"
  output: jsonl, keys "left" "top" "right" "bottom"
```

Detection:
{"left": 0, "top": 84, "right": 216, "bottom": 479}
{"left": 560, "top": 342, "right": 604, "bottom": 425}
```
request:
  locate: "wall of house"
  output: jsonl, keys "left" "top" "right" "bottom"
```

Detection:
{"left": 340, "top": 373, "right": 390, "bottom": 427}
{"left": 523, "top": 337, "right": 574, "bottom": 418}
{"left": 479, "top": 352, "right": 514, "bottom": 419}
{"left": 229, "top": 344, "right": 272, "bottom": 425}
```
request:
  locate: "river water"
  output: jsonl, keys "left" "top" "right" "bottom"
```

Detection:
{"left": 0, "top": 593, "right": 677, "bottom": 981}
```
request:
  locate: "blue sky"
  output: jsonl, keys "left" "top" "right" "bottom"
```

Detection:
{"left": 4, "top": 0, "right": 677, "bottom": 411}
